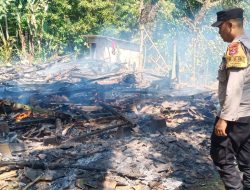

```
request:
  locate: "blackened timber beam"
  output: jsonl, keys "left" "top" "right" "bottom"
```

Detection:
{"left": 9, "top": 118, "right": 56, "bottom": 131}
{"left": 64, "top": 122, "right": 129, "bottom": 143}
{"left": 0, "top": 160, "right": 144, "bottom": 178}
{"left": 99, "top": 103, "right": 136, "bottom": 127}
{"left": 0, "top": 160, "right": 106, "bottom": 172}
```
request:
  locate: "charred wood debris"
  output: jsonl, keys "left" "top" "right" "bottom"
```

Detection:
{"left": 0, "top": 57, "right": 219, "bottom": 190}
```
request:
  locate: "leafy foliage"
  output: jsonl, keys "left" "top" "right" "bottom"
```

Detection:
{"left": 0, "top": 0, "right": 248, "bottom": 71}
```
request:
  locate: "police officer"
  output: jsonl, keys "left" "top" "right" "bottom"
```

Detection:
{"left": 210, "top": 8, "right": 250, "bottom": 190}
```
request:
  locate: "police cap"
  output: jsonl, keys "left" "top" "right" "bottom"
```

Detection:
{"left": 211, "top": 8, "right": 244, "bottom": 27}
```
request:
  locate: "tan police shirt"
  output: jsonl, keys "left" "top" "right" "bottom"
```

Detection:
{"left": 217, "top": 34, "right": 250, "bottom": 122}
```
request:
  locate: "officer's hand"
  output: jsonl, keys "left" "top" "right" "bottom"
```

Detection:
{"left": 215, "top": 118, "right": 228, "bottom": 136}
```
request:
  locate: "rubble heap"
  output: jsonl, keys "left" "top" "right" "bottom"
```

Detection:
{"left": 0, "top": 59, "right": 223, "bottom": 190}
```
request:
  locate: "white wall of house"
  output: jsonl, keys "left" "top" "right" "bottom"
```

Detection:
{"left": 87, "top": 36, "right": 140, "bottom": 70}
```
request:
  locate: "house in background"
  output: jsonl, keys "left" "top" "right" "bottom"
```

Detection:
{"left": 84, "top": 35, "right": 140, "bottom": 71}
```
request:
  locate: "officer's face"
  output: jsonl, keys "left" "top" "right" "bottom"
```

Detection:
{"left": 218, "top": 22, "right": 233, "bottom": 42}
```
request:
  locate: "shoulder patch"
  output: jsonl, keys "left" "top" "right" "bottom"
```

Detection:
{"left": 228, "top": 42, "right": 239, "bottom": 55}
{"left": 226, "top": 42, "right": 248, "bottom": 69}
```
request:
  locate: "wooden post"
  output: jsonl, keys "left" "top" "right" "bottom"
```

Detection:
{"left": 138, "top": 0, "right": 144, "bottom": 73}
{"left": 171, "top": 40, "right": 179, "bottom": 84}
{"left": 139, "top": 25, "right": 145, "bottom": 72}
{"left": 171, "top": 40, "right": 177, "bottom": 81}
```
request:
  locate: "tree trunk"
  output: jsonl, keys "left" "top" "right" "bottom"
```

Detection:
{"left": 28, "top": 33, "right": 34, "bottom": 56}
{"left": 18, "top": 29, "right": 26, "bottom": 56}
{"left": 4, "top": 15, "right": 9, "bottom": 40}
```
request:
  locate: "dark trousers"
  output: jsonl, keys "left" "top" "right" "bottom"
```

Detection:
{"left": 210, "top": 117, "right": 250, "bottom": 190}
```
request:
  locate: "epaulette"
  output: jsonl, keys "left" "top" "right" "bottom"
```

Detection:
{"left": 225, "top": 41, "right": 248, "bottom": 69}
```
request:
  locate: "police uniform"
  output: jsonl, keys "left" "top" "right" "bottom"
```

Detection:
{"left": 211, "top": 8, "right": 250, "bottom": 190}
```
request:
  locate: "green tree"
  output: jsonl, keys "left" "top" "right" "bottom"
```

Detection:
{"left": 0, "top": 0, "right": 15, "bottom": 64}
{"left": 0, "top": 0, "right": 247, "bottom": 65}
